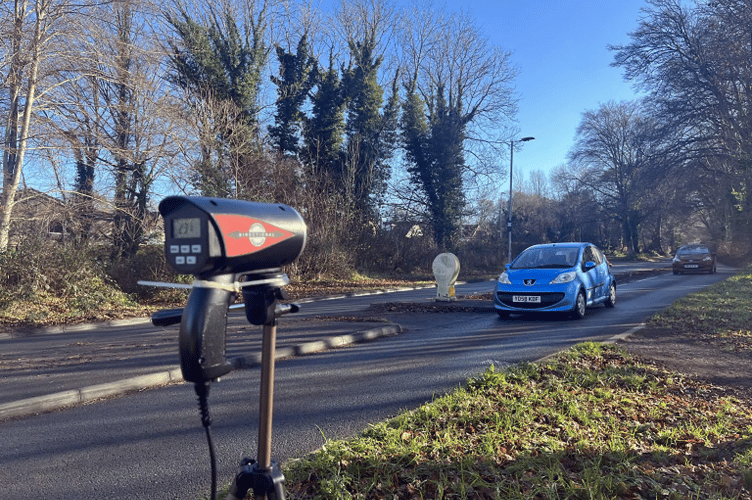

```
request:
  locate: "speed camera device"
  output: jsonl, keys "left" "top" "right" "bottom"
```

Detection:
{"left": 152, "top": 196, "right": 305, "bottom": 500}
{"left": 157, "top": 196, "right": 306, "bottom": 384}
{"left": 159, "top": 196, "right": 306, "bottom": 277}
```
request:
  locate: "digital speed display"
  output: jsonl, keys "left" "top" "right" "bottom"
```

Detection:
{"left": 173, "top": 217, "right": 201, "bottom": 239}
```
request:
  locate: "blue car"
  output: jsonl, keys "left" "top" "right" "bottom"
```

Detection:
{"left": 494, "top": 242, "right": 616, "bottom": 319}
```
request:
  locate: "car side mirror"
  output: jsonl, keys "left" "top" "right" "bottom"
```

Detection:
{"left": 584, "top": 261, "right": 596, "bottom": 270}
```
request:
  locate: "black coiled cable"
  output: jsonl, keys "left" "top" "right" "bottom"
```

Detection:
{"left": 195, "top": 382, "right": 218, "bottom": 500}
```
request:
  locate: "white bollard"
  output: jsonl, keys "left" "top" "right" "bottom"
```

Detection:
{"left": 432, "top": 253, "right": 460, "bottom": 301}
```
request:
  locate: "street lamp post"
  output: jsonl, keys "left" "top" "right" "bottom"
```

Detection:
{"left": 507, "top": 136, "right": 535, "bottom": 264}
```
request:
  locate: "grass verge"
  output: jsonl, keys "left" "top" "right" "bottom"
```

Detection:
{"left": 647, "top": 269, "right": 752, "bottom": 353}
{"left": 284, "top": 343, "right": 752, "bottom": 499}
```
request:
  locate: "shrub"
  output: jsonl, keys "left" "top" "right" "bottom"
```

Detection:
{"left": 106, "top": 244, "right": 190, "bottom": 304}
{"left": 0, "top": 236, "right": 140, "bottom": 324}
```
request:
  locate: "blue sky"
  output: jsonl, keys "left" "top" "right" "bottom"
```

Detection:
{"left": 465, "top": 0, "right": 648, "bottom": 183}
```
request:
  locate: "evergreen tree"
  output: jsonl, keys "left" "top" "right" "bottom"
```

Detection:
{"left": 166, "top": 8, "right": 263, "bottom": 118}
{"left": 341, "top": 37, "right": 396, "bottom": 216}
{"left": 268, "top": 34, "right": 317, "bottom": 155}
{"left": 302, "top": 57, "right": 346, "bottom": 181}
{"left": 401, "top": 82, "right": 467, "bottom": 250}
{"left": 375, "top": 71, "right": 401, "bottom": 209}
{"left": 397, "top": 6, "right": 519, "bottom": 250}
{"left": 401, "top": 84, "right": 430, "bottom": 178}
{"left": 165, "top": 6, "right": 267, "bottom": 197}
{"left": 428, "top": 85, "right": 466, "bottom": 249}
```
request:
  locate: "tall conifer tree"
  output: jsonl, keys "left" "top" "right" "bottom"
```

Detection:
{"left": 166, "top": 6, "right": 267, "bottom": 197}
{"left": 401, "top": 82, "right": 466, "bottom": 250}
{"left": 268, "top": 33, "right": 317, "bottom": 155}
{"left": 341, "top": 37, "right": 397, "bottom": 217}
{"left": 302, "top": 57, "right": 346, "bottom": 181}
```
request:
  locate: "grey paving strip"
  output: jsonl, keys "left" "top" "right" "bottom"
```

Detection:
{"left": 0, "top": 324, "right": 402, "bottom": 421}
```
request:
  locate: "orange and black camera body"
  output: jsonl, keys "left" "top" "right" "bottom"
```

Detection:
{"left": 157, "top": 196, "right": 306, "bottom": 383}
{"left": 159, "top": 196, "right": 307, "bottom": 278}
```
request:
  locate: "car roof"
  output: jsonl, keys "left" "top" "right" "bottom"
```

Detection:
{"left": 526, "top": 242, "right": 588, "bottom": 249}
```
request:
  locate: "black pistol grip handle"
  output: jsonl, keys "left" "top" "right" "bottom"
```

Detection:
{"left": 179, "top": 275, "right": 235, "bottom": 383}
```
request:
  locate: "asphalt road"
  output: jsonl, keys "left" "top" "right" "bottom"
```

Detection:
{"left": 0, "top": 262, "right": 730, "bottom": 500}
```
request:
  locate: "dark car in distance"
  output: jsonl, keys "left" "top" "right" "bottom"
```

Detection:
{"left": 672, "top": 244, "right": 716, "bottom": 274}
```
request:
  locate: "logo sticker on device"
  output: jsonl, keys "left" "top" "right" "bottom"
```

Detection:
{"left": 213, "top": 214, "right": 295, "bottom": 257}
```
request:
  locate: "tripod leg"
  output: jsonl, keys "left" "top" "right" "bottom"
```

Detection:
{"left": 258, "top": 321, "right": 277, "bottom": 469}
{"left": 227, "top": 282, "right": 293, "bottom": 500}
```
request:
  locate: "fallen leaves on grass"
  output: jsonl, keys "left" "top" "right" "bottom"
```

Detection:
{"left": 284, "top": 343, "right": 752, "bottom": 500}
{"left": 649, "top": 271, "right": 752, "bottom": 353}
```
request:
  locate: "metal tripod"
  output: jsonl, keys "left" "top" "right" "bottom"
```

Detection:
{"left": 224, "top": 275, "right": 298, "bottom": 500}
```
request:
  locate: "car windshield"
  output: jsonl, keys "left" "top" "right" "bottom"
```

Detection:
{"left": 512, "top": 247, "right": 579, "bottom": 269}
{"left": 678, "top": 246, "right": 709, "bottom": 255}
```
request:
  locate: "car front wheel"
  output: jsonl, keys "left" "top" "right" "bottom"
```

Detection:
{"left": 571, "top": 291, "right": 586, "bottom": 319}
{"left": 605, "top": 283, "right": 616, "bottom": 308}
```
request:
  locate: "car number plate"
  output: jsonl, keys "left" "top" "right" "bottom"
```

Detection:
{"left": 513, "top": 295, "right": 541, "bottom": 303}
{"left": 685, "top": 264, "right": 699, "bottom": 269}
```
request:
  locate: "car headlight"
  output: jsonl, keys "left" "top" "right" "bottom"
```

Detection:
{"left": 703, "top": 255, "right": 712, "bottom": 261}
{"left": 549, "top": 271, "right": 576, "bottom": 284}
{"left": 497, "top": 272, "right": 511, "bottom": 285}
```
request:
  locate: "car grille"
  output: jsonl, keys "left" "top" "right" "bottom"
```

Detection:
{"left": 496, "top": 292, "right": 566, "bottom": 309}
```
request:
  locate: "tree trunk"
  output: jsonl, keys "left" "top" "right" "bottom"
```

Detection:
{"left": 1, "top": 0, "right": 43, "bottom": 250}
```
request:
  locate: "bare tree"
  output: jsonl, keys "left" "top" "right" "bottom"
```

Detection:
{"left": 526, "top": 169, "right": 548, "bottom": 198}
{"left": 0, "top": 0, "right": 84, "bottom": 250}
{"left": 43, "top": 0, "right": 180, "bottom": 254}
{"left": 611, "top": 0, "right": 752, "bottom": 248}
{"left": 400, "top": 3, "right": 519, "bottom": 158}
{"left": 569, "top": 100, "right": 678, "bottom": 255}
{"left": 102, "top": 1, "right": 180, "bottom": 255}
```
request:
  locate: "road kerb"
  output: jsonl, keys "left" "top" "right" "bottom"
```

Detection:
{"left": 0, "top": 325, "right": 401, "bottom": 421}
{"left": 0, "top": 390, "right": 81, "bottom": 420}
{"left": 78, "top": 371, "right": 178, "bottom": 402}
{"left": 295, "top": 340, "right": 327, "bottom": 355}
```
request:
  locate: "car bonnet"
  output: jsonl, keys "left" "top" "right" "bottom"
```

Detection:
{"left": 505, "top": 266, "right": 575, "bottom": 285}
